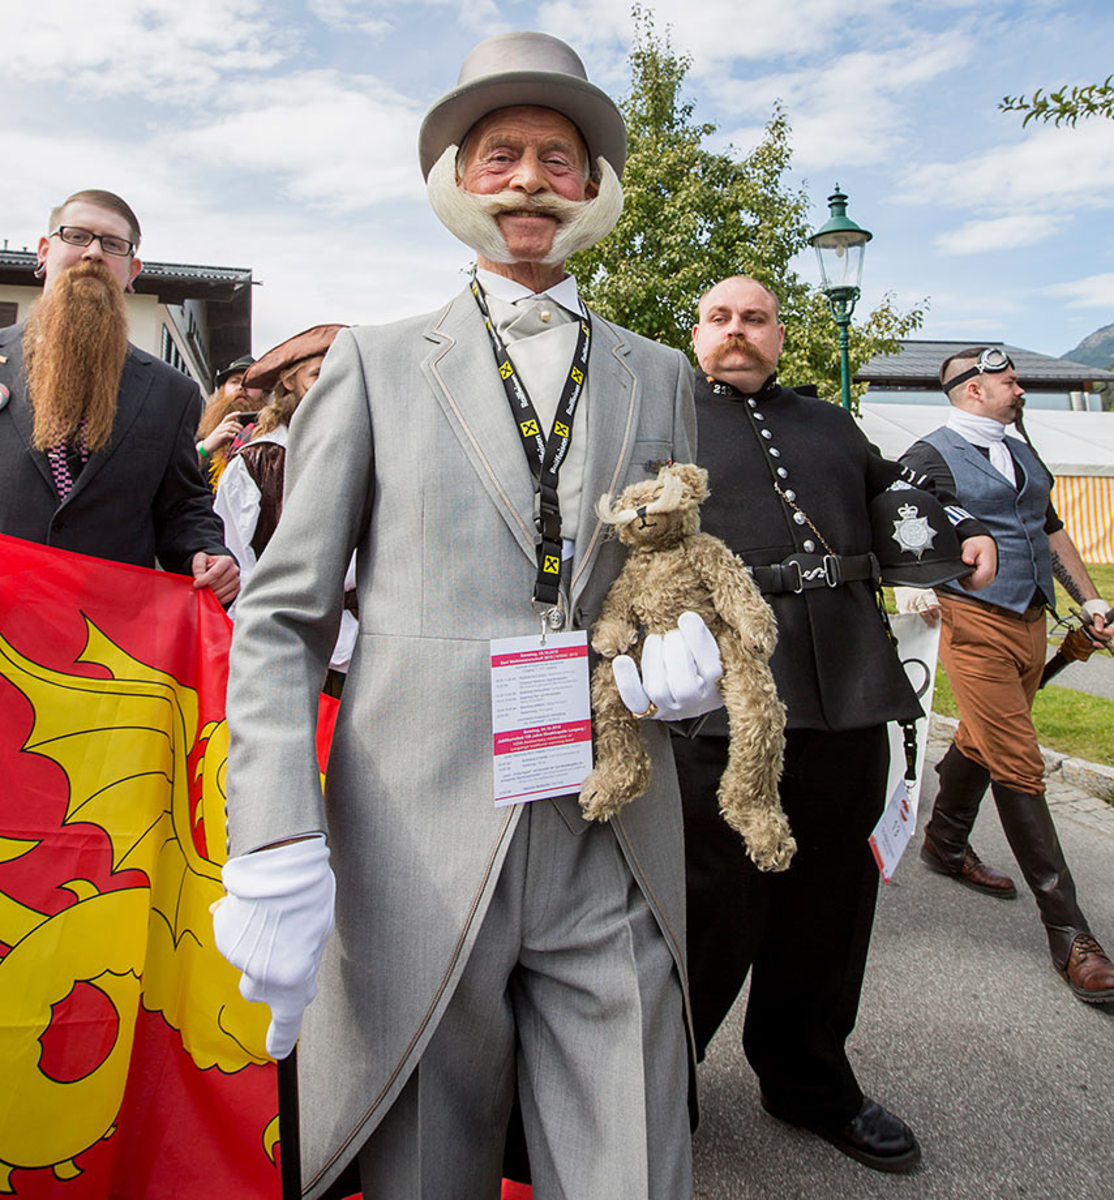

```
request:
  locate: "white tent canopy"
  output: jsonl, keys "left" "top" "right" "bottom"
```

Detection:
{"left": 859, "top": 404, "right": 1114, "bottom": 478}
{"left": 858, "top": 403, "right": 1114, "bottom": 563}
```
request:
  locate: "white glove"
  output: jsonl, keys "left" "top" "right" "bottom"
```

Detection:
{"left": 894, "top": 586, "right": 941, "bottom": 626}
{"left": 613, "top": 611, "right": 724, "bottom": 721}
{"left": 894, "top": 586, "right": 938, "bottom": 614}
{"left": 1082, "top": 599, "right": 1109, "bottom": 620}
{"left": 212, "top": 834, "right": 336, "bottom": 1059}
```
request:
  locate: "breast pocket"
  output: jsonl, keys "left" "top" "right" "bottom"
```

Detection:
{"left": 623, "top": 440, "right": 677, "bottom": 486}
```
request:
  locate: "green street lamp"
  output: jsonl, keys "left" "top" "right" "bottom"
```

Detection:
{"left": 809, "top": 185, "right": 872, "bottom": 410}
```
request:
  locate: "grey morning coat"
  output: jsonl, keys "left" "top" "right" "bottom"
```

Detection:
{"left": 224, "top": 287, "right": 696, "bottom": 1195}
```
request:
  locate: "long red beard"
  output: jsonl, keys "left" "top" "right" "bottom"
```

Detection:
{"left": 24, "top": 261, "right": 130, "bottom": 453}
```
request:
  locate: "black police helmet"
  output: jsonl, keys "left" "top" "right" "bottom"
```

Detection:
{"left": 869, "top": 485, "right": 973, "bottom": 588}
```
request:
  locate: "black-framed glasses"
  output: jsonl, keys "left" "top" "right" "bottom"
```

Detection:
{"left": 50, "top": 226, "right": 136, "bottom": 258}
{"left": 946, "top": 347, "right": 1015, "bottom": 393}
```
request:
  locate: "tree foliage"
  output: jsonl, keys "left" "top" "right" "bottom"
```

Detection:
{"left": 1000, "top": 75, "right": 1114, "bottom": 127}
{"left": 569, "top": 8, "right": 924, "bottom": 407}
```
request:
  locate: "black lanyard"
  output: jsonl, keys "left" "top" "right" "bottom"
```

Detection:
{"left": 470, "top": 277, "right": 591, "bottom": 607}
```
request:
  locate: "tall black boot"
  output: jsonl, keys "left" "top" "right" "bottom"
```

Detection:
{"left": 991, "top": 782, "right": 1088, "bottom": 968}
{"left": 922, "top": 745, "right": 1016, "bottom": 897}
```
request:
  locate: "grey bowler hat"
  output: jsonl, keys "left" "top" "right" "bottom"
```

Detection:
{"left": 418, "top": 31, "right": 627, "bottom": 179}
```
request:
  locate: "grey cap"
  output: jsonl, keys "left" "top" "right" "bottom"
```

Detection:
{"left": 418, "top": 31, "right": 627, "bottom": 179}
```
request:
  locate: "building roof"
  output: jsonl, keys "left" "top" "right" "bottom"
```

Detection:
{"left": 0, "top": 248, "right": 253, "bottom": 380}
{"left": 856, "top": 339, "right": 1114, "bottom": 392}
{"left": 0, "top": 249, "right": 251, "bottom": 302}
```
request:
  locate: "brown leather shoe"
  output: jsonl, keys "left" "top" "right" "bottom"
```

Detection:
{"left": 1061, "top": 933, "right": 1114, "bottom": 1003}
{"left": 920, "top": 835, "right": 1017, "bottom": 898}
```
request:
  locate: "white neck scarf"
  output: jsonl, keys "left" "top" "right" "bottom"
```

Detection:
{"left": 947, "top": 408, "right": 1016, "bottom": 487}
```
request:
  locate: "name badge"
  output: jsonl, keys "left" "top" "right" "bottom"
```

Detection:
{"left": 490, "top": 631, "right": 592, "bottom": 806}
{"left": 869, "top": 779, "right": 915, "bottom": 883}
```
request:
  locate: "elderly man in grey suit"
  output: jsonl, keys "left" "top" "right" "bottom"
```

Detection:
{"left": 0, "top": 189, "right": 238, "bottom": 601}
{"left": 214, "top": 32, "right": 722, "bottom": 1200}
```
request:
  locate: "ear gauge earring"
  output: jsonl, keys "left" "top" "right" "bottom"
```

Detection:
{"left": 33, "top": 263, "right": 46, "bottom": 279}
{"left": 125, "top": 282, "right": 135, "bottom": 293}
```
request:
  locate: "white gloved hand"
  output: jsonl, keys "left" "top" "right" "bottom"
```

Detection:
{"left": 1082, "top": 598, "right": 1110, "bottom": 620}
{"left": 212, "top": 834, "right": 336, "bottom": 1059}
{"left": 894, "top": 586, "right": 940, "bottom": 625}
{"left": 612, "top": 611, "right": 724, "bottom": 721}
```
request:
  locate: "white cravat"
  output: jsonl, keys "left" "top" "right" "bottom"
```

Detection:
{"left": 475, "top": 270, "right": 588, "bottom": 551}
{"left": 947, "top": 408, "right": 1017, "bottom": 487}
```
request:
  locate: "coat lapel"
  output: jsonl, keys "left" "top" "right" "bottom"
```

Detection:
{"left": 420, "top": 289, "right": 538, "bottom": 563}
{"left": 941, "top": 427, "right": 1013, "bottom": 489}
{"left": 0, "top": 327, "right": 56, "bottom": 495}
{"left": 570, "top": 314, "right": 638, "bottom": 603}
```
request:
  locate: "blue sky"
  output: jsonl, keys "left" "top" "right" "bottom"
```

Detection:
{"left": 7, "top": 0, "right": 1113, "bottom": 362}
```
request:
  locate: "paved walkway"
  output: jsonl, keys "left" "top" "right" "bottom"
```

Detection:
{"left": 693, "top": 720, "right": 1114, "bottom": 1199}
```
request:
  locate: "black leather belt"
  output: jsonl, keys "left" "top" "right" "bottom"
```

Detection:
{"left": 751, "top": 552, "right": 879, "bottom": 595}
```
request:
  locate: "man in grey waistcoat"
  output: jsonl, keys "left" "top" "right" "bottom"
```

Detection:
{"left": 899, "top": 346, "right": 1114, "bottom": 1003}
{"left": 213, "top": 32, "right": 721, "bottom": 1199}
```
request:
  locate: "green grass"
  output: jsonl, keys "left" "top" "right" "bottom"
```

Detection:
{"left": 886, "top": 562, "right": 1114, "bottom": 776}
{"left": 1050, "top": 562, "right": 1114, "bottom": 635}
{"left": 930, "top": 671, "right": 1114, "bottom": 769}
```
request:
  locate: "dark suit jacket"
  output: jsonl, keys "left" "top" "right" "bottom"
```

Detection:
{"left": 0, "top": 322, "right": 229, "bottom": 573}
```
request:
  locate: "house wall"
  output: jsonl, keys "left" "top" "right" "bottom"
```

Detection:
{"left": 0, "top": 283, "right": 205, "bottom": 391}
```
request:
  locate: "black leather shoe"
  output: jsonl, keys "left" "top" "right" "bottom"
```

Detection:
{"left": 761, "top": 1094, "right": 922, "bottom": 1173}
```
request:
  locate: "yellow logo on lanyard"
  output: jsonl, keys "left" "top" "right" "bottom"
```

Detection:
{"left": 499, "top": 361, "right": 514, "bottom": 379}
{"left": 520, "top": 419, "right": 539, "bottom": 438}
{"left": 543, "top": 555, "right": 561, "bottom": 575}
{"left": 570, "top": 367, "right": 583, "bottom": 386}
{"left": 553, "top": 421, "right": 569, "bottom": 438}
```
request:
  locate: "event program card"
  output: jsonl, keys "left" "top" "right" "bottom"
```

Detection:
{"left": 490, "top": 631, "right": 593, "bottom": 806}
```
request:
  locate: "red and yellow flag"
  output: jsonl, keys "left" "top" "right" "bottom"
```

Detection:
{"left": 0, "top": 535, "right": 283, "bottom": 1198}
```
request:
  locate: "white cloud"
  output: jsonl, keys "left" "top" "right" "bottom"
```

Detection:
{"left": 307, "top": 0, "right": 501, "bottom": 38}
{"left": 307, "top": 0, "right": 390, "bottom": 38}
{"left": 7, "top": 0, "right": 290, "bottom": 101}
{"left": 712, "top": 27, "right": 975, "bottom": 169}
{"left": 537, "top": 0, "right": 900, "bottom": 67}
{"left": 935, "top": 213, "right": 1068, "bottom": 255}
{"left": 174, "top": 72, "right": 426, "bottom": 214}
{"left": 1044, "top": 274, "right": 1114, "bottom": 309}
{"left": 899, "top": 120, "right": 1114, "bottom": 217}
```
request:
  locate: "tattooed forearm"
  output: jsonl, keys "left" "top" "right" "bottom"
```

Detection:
{"left": 1051, "top": 549, "right": 1086, "bottom": 605}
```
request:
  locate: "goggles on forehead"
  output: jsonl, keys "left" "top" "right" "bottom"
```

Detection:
{"left": 945, "top": 347, "right": 1015, "bottom": 393}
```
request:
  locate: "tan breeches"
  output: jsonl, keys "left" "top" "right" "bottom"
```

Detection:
{"left": 938, "top": 595, "right": 1048, "bottom": 795}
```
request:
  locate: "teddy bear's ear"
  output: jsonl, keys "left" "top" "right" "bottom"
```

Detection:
{"left": 672, "top": 462, "right": 710, "bottom": 503}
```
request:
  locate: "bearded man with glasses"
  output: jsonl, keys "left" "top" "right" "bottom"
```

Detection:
{"left": 0, "top": 188, "right": 238, "bottom": 603}
{"left": 898, "top": 345, "right": 1114, "bottom": 1002}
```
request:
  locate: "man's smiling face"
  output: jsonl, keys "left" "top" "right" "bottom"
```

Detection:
{"left": 457, "top": 106, "right": 596, "bottom": 264}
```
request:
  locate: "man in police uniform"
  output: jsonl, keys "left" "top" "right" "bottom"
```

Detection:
{"left": 899, "top": 346, "right": 1114, "bottom": 1003}
{"left": 676, "top": 275, "right": 997, "bottom": 1173}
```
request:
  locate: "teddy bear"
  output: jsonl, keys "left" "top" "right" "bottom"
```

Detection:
{"left": 579, "top": 462, "right": 795, "bottom": 872}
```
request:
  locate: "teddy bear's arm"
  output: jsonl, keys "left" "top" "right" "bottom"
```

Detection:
{"left": 590, "top": 564, "right": 641, "bottom": 657}
{"left": 688, "top": 536, "right": 778, "bottom": 658}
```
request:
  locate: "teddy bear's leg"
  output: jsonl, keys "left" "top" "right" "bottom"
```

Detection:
{"left": 716, "top": 653, "right": 796, "bottom": 872}
{"left": 579, "top": 659, "right": 653, "bottom": 821}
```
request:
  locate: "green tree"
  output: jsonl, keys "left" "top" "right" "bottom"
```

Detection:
{"left": 1000, "top": 75, "right": 1114, "bottom": 127}
{"left": 569, "top": 9, "right": 923, "bottom": 407}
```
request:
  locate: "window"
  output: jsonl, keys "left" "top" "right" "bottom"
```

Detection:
{"left": 160, "top": 324, "right": 190, "bottom": 376}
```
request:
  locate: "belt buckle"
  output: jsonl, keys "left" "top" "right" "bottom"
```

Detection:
{"left": 822, "top": 554, "right": 841, "bottom": 587}
{"left": 785, "top": 560, "right": 804, "bottom": 594}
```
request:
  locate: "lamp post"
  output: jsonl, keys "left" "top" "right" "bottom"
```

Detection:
{"left": 809, "top": 186, "right": 872, "bottom": 411}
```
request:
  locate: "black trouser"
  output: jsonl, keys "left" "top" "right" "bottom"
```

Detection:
{"left": 676, "top": 724, "right": 889, "bottom": 1127}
